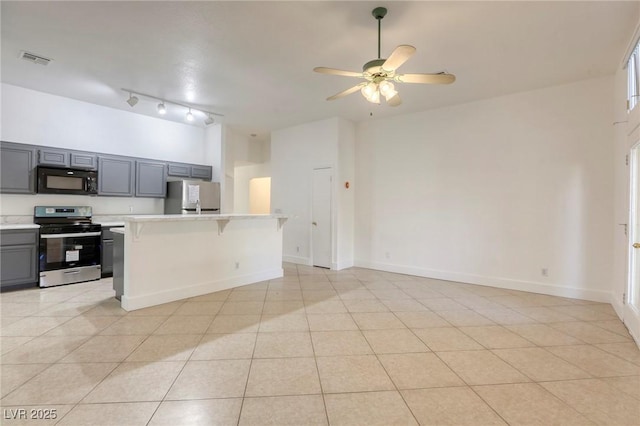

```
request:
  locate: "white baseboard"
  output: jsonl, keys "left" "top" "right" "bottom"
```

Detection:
{"left": 122, "top": 268, "right": 283, "bottom": 311}
{"left": 354, "top": 259, "right": 611, "bottom": 303}
{"left": 283, "top": 255, "right": 311, "bottom": 266}
{"left": 332, "top": 260, "right": 354, "bottom": 271}
{"left": 611, "top": 293, "right": 625, "bottom": 319}
{"left": 623, "top": 303, "right": 640, "bottom": 348}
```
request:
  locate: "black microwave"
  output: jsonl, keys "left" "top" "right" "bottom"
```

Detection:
{"left": 37, "top": 167, "right": 98, "bottom": 195}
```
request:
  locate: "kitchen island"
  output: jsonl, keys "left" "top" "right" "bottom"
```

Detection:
{"left": 112, "top": 214, "right": 287, "bottom": 311}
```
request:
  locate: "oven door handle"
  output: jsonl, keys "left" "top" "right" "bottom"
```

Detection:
{"left": 40, "top": 232, "right": 102, "bottom": 239}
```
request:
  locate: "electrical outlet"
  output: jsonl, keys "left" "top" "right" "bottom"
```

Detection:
{"left": 385, "top": 252, "right": 390, "bottom": 259}
{"left": 128, "top": 205, "right": 134, "bottom": 213}
{"left": 296, "top": 246, "right": 300, "bottom": 253}
{"left": 541, "top": 268, "right": 548, "bottom": 277}
{"left": 235, "top": 261, "right": 239, "bottom": 269}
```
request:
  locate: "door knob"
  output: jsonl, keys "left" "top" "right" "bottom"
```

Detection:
{"left": 312, "top": 222, "right": 317, "bottom": 226}
{"left": 634, "top": 243, "right": 640, "bottom": 249}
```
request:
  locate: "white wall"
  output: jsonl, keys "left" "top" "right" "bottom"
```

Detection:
{"left": 1, "top": 84, "right": 206, "bottom": 162}
{"left": 355, "top": 76, "right": 614, "bottom": 302}
{"left": 0, "top": 84, "right": 212, "bottom": 217}
{"left": 271, "top": 117, "right": 355, "bottom": 269}
{"left": 337, "top": 119, "right": 355, "bottom": 269}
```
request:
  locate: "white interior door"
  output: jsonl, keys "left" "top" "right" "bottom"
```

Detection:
{"left": 626, "top": 142, "right": 640, "bottom": 344}
{"left": 312, "top": 168, "right": 332, "bottom": 268}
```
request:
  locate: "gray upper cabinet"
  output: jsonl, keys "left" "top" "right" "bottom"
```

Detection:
{"left": 191, "top": 165, "right": 213, "bottom": 180}
{"left": 167, "top": 163, "right": 191, "bottom": 178}
{"left": 168, "top": 162, "right": 212, "bottom": 181}
{"left": 38, "top": 148, "right": 69, "bottom": 167}
{"left": 98, "top": 156, "right": 134, "bottom": 196}
{"left": 70, "top": 152, "right": 97, "bottom": 170}
{"left": 135, "top": 160, "right": 167, "bottom": 198}
{"left": 0, "top": 142, "right": 36, "bottom": 194}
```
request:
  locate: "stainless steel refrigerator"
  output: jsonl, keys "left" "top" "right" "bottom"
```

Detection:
{"left": 164, "top": 180, "right": 221, "bottom": 214}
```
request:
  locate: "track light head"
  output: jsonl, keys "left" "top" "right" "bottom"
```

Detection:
{"left": 157, "top": 102, "right": 166, "bottom": 115}
{"left": 204, "top": 114, "right": 215, "bottom": 125}
{"left": 126, "top": 93, "right": 139, "bottom": 107}
{"left": 186, "top": 109, "right": 194, "bottom": 122}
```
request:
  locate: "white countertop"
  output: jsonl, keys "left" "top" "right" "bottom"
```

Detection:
{"left": 0, "top": 224, "right": 40, "bottom": 230}
{"left": 123, "top": 214, "right": 287, "bottom": 223}
{"left": 110, "top": 227, "right": 125, "bottom": 235}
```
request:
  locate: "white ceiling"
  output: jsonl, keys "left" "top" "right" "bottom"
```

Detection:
{"left": 1, "top": 1, "right": 638, "bottom": 138}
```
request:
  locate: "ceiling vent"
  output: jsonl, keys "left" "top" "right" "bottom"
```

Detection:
{"left": 19, "top": 51, "right": 52, "bottom": 66}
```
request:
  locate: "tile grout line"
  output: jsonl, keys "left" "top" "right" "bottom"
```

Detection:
{"left": 235, "top": 278, "right": 269, "bottom": 426}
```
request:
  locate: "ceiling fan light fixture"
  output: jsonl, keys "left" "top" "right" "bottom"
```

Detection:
{"left": 361, "top": 82, "right": 377, "bottom": 98}
{"left": 379, "top": 81, "right": 395, "bottom": 96}
{"left": 157, "top": 102, "right": 167, "bottom": 115}
{"left": 366, "top": 89, "right": 381, "bottom": 104}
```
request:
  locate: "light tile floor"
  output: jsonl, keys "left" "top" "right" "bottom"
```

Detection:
{"left": 1, "top": 264, "right": 639, "bottom": 425}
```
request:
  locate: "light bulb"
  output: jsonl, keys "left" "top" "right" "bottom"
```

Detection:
{"left": 361, "top": 82, "right": 377, "bottom": 98}
{"left": 367, "top": 90, "right": 381, "bottom": 104}
{"left": 157, "top": 102, "right": 166, "bottom": 115}
{"left": 379, "top": 81, "right": 395, "bottom": 96}
{"left": 384, "top": 88, "right": 398, "bottom": 101}
{"left": 186, "top": 109, "right": 194, "bottom": 122}
{"left": 204, "top": 114, "right": 215, "bottom": 125}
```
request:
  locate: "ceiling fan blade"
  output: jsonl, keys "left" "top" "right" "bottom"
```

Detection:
{"left": 314, "top": 67, "right": 363, "bottom": 78}
{"left": 382, "top": 45, "right": 416, "bottom": 71}
{"left": 397, "top": 73, "right": 456, "bottom": 84}
{"left": 327, "top": 84, "right": 365, "bottom": 101}
{"left": 386, "top": 93, "right": 402, "bottom": 107}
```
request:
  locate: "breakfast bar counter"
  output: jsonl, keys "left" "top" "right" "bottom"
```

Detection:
{"left": 114, "top": 214, "right": 287, "bottom": 311}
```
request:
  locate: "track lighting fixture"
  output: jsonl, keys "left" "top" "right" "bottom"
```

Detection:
{"left": 121, "top": 88, "right": 223, "bottom": 125}
{"left": 126, "top": 92, "right": 139, "bottom": 107}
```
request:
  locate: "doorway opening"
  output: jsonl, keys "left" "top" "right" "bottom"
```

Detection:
{"left": 249, "top": 177, "right": 271, "bottom": 214}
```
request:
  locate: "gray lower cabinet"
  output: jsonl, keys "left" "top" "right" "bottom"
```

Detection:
{"left": 98, "top": 156, "right": 134, "bottom": 196}
{"left": 0, "top": 229, "right": 39, "bottom": 290}
{"left": 0, "top": 142, "right": 36, "bottom": 194}
{"left": 136, "top": 161, "right": 167, "bottom": 197}
{"left": 102, "top": 239, "right": 114, "bottom": 276}
{"left": 101, "top": 226, "right": 117, "bottom": 277}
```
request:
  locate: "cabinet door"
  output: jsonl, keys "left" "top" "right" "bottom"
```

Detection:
{"left": 191, "top": 165, "right": 212, "bottom": 180}
{"left": 0, "top": 245, "right": 38, "bottom": 287}
{"left": 98, "top": 156, "right": 134, "bottom": 196}
{"left": 0, "top": 143, "right": 36, "bottom": 194}
{"left": 136, "top": 161, "right": 167, "bottom": 197}
{"left": 101, "top": 239, "right": 114, "bottom": 276}
{"left": 70, "top": 152, "right": 97, "bottom": 170}
{"left": 167, "top": 163, "right": 190, "bottom": 177}
{"left": 38, "top": 148, "right": 69, "bottom": 167}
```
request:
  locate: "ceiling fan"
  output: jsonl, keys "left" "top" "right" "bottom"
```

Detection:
{"left": 314, "top": 7, "right": 455, "bottom": 107}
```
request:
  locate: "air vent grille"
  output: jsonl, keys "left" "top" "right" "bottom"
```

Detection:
{"left": 19, "top": 51, "right": 52, "bottom": 66}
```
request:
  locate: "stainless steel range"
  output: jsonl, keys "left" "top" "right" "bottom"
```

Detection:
{"left": 34, "top": 206, "right": 102, "bottom": 287}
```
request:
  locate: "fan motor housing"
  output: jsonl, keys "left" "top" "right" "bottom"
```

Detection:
{"left": 363, "top": 58, "right": 386, "bottom": 74}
